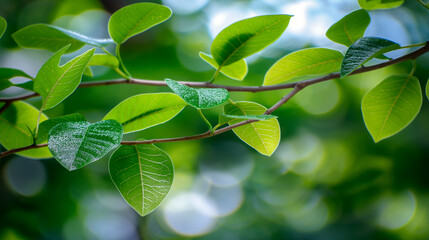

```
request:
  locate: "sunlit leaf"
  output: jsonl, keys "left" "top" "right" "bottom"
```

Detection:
{"left": 211, "top": 15, "right": 292, "bottom": 67}
{"left": 48, "top": 120, "right": 123, "bottom": 171}
{"left": 362, "top": 74, "right": 422, "bottom": 142}
{"left": 218, "top": 113, "right": 277, "bottom": 126}
{"left": 83, "top": 67, "right": 93, "bottom": 77}
{"left": 0, "top": 16, "right": 6, "bottom": 38}
{"left": 199, "top": 52, "right": 247, "bottom": 81}
{"left": 358, "top": 0, "right": 404, "bottom": 10}
{"left": 0, "top": 101, "right": 51, "bottom": 158}
{"left": 326, "top": 9, "right": 371, "bottom": 47}
{"left": 108, "top": 2, "right": 172, "bottom": 44}
{"left": 341, "top": 37, "right": 400, "bottom": 78}
{"left": 165, "top": 79, "right": 229, "bottom": 109}
{"left": 104, "top": 93, "right": 187, "bottom": 134}
{"left": 34, "top": 45, "right": 95, "bottom": 110}
{"left": 89, "top": 54, "right": 119, "bottom": 69}
{"left": 224, "top": 101, "right": 280, "bottom": 156}
{"left": 37, "top": 113, "right": 86, "bottom": 144}
{"left": 12, "top": 24, "right": 113, "bottom": 53}
{"left": 109, "top": 143, "right": 174, "bottom": 216}
{"left": 264, "top": 48, "right": 343, "bottom": 85}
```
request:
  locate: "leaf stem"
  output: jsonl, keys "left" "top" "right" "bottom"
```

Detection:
{"left": 410, "top": 59, "right": 417, "bottom": 76}
{"left": 116, "top": 44, "right": 132, "bottom": 78}
{"left": 197, "top": 108, "right": 213, "bottom": 130}
{"left": 399, "top": 42, "right": 426, "bottom": 49}
{"left": 209, "top": 67, "right": 221, "bottom": 83}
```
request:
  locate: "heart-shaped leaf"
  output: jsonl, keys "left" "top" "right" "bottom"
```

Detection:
{"left": 326, "top": 9, "right": 371, "bottom": 47}
{"left": 165, "top": 79, "right": 229, "bottom": 109}
{"left": 34, "top": 45, "right": 95, "bottom": 110}
{"left": 104, "top": 93, "right": 187, "bottom": 133}
{"left": 199, "top": 52, "right": 248, "bottom": 81}
{"left": 109, "top": 143, "right": 174, "bottom": 216}
{"left": 37, "top": 113, "right": 86, "bottom": 144}
{"left": 0, "top": 68, "right": 33, "bottom": 91}
{"left": 341, "top": 37, "right": 400, "bottom": 78}
{"left": 89, "top": 54, "right": 119, "bottom": 69}
{"left": 0, "top": 16, "right": 6, "bottom": 39}
{"left": 48, "top": 120, "right": 123, "bottom": 171}
{"left": 108, "top": 2, "right": 172, "bottom": 44}
{"left": 358, "top": 0, "right": 404, "bottom": 10}
{"left": 224, "top": 101, "right": 280, "bottom": 156}
{"left": 362, "top": 74, "right": 422, "bottom": 142}
{"left": 264, "top": 48, "right": 343, "bottom": 85}
{"left": 218, "top": 113, "right": 277, "bottom": 126}
{"left": 211, "top": 14, "right": 292, "bottom": 67}
{"left": 12, "top": 24, "right": 113, "bottom": 53}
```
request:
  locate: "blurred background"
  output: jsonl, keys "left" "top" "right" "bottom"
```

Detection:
{"left": 1, "top": 0, "right": 429, "bottom": 239}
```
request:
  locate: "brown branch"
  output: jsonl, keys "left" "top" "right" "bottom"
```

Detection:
{"left": 0, "top": 143, "right": 48, "bottom": 159}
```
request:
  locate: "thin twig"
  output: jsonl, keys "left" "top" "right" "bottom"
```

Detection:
{"left": 0, "top": 143, "right": 48, "bottom": 159}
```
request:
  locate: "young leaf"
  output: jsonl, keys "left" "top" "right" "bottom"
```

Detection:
{"left": 34, "top": 45, "right": 95, "bottom": 110}
{"left": 224, "top": 101, "right": 280, "bottom": 156}
{"left": 211, "top": 15, "right": 292, "bottom": 67}
{"left": 12, "top": 24, "right": 113, "bottom": 53}
{"left": 109, "top": 144, "right": 174, "bottom": 216}
{"left": 0, "top": 16, "right": 6, "bottom": 39}
{"left": 362, "top": 74, "right": 422, "bottom": 142}
{"left": 0, "top": 101, "right": 51, "bottom": 158}
{"left": 108, "top": 2, "right": 172, "bottom": 44}
{"left": 83, "top": 67, "right": 93, "bottom": 77}
{"left": 358, "top": 0, "right": 404, "bottom": 10}
{"left": 37, "top": 113, "right": 86, "bottom": 144}
{"left": 341, "top": 37, "right": 400, "bottom": 78}
{"left": 89, "top": 54, "right": 119, "bottom": 69}
{"left": 199, "top": 52, "right": 248, "bottom": 81}
{"left": 165, "top": 79, "right": 229, "bottom": 109}
{"left": 326, "top": 9, "right": 371, "bottom": 47}
{"left": 104, "top": 93, "right": 187, "bottom": 134}
{"left": 48, "top": 120, "right": 123, "bottom": 171}
{"left": 264, "top": 48, "right": 343, "bottom": 85}
{"left": 218, "top": 113, "right": 277, "bottom": 126}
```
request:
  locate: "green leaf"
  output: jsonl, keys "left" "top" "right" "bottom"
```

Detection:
{"left": 326, "top": 9, "right": 371, "bottom": 47}
{"left": 165, "top": 79, "right": 229, "bottom": 109}
{"left": 0, "top": 80, "right": 12, "bottom": 91}
{"left": 211, "top": 15, "right": 292, "bottom": 67}
{"left": 0, "top": 101, "right": 51, "bottom": 158}
{"left": 37, "top": 113, "right": 86, "bottom": 144}
{"left": 264, "top": 48, "right": 343, "bottom": 85}
{"left": 12, "top": 24, "right": 113, "bottom": 53}
{"left": 48, "top": 120, "right": 123, "bottom": 171}
{"left": 104, "top": 93, "right": 187, "bottom": 134}
{"left": 109, "top": 143, "right": 174, "bottom": 216}
{"left": 426, "top": 79, "right": 429, "bottom": 101}
{"left": 13, "top": 81, "right": 34, "bottom": 91}
{"left": 224, "top": 101, "right": 280, "bottom": 156}
{"left": 108, "top": 2, "right": 172, "bottom": 44}
{"left": 34, "top": 45, "right": 95, "bottom": 110}
{"left": 0, "top": 16, "right": 6, "bottom": 39}
{"left": 199, "top": 52, "right": 248, "bottom": 81}
{"left": 0, "top": 68, "right": 33, "bottom": 91}
{"left": 89, "top": 54, "right": 119, "bottom": 69}
{"left": 341, "top": 37, "right": 400, "bottom": 78}
{"left": 362, "top": 74, "right": 422, "bottom": 142}
{"left": 218, "top": 113, "right": 277, "bottom": 126}
{"left": 83, "top": 67, "right": 93, "bottom": 77}
{"left": 358, "top": 0, "right": 404, "bottom": 10}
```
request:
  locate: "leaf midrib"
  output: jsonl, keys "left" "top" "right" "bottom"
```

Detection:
{"left": 135, "top": 145, "right": 145, "bottom": 215}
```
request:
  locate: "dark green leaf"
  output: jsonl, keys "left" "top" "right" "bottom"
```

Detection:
{"left": 341, "top": 37, "right": 400, "bottom": 78}
{"left": 359, "top": 0, "right": 404, "bottom": 10}
{"left": 165, "top": 79, "right": 229, "bottom": 109}
{"left": 13, "top": 81, "right": 34, "bottom": 91}
{"left": 48, "top": 120, "right": 123, "bottom": 171}
{"left": 211, "top": 15, "right": 292, "bottom": 67}
{"left": 109, "top": 143, "right": 174, "bottom": 216}
{"left": 0, "top": 16, "right": 6, "bottom": 38}
{"left": 218, "top": 113, "right": 277, "bottom": 126}
{"left": 0, "top": 68, "right": 33, "bottom": 82}
{"left": 104, "top": 93, "right": 187, "bottom": 133}
{"left": 426, "top": 78, "right": 429, "bottom": 102}
{"left": 108, "top": 3, "right": 172, "bottom": 44}
{"left": 362, "top": 74, "right": 422, "bottom": 142}
{"left": 37, "top": 113, "right": 86, "bottom": 144}
{"left": 199, "top": 52, "right": 247, "bottom": 81}
{"left": 326, "top": 9, "right": 370, "bottom": 47}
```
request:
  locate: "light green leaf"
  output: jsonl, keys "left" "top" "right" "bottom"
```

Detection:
{"left": 37, "top": 113, "right": 86, "bottom": 144}
{"left": 12, "top": 24, "right": 113, "bottom": 53}
{"left": 341, "top": 37, "right": 400, "bottom": 78}
{"left": 104, "top": 93, "right": 187, "bottom": 134}
{"left": 0, "top": 16, "right": 6, "bottom": 39}
{"left": 109, "top": 143, "right": 174, "bottom": 216}
{"left": 211, "top": 15, "right": 292, "bottom": 67}
{"left": 358, "top": 0, "right": 404, "bottom": 10}
{"left": 83, "top": 67, "right": 93, "bottom": 77}
{"left": 48, "top": 120, "right": 123, "bottom": 171}
{"left": 0, "top": 68, "right": 34, "bottom": 90}
{"left": 0, "top": 101, "right": 51, "bottom": 158}
{"left": 108, "top": 2, "right": 172, "bottom": 44}
{"left": 165, "top": 79, "right": 229, "bottom": 109}
{"left": 89, "top": 54, "right": 119, "bottom": 69}
{"left": 264, "top": 48, "right": 343, "bottom": 85}
{"left": 224, "top": 101, "right": 280, "bottom": 156}
{"left": 326, "top": 9, "right": 371, "bottom": 47}
{"left": 362, "top": 74, "right": 422, "bottom": 142}
{"left": 199, "top": 52, "right": 248, "bottom": 81}
{"left": 426, "top": 79, "right": 429, "bottom": 101}
{"left": 218, "top": 113, "right": 277, "bottom": 126}
{"left": 34, "top": 45, "right": 95, "bottom": 110}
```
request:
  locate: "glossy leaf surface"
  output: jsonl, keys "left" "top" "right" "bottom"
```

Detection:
{"left": 358, "top": 0, "right": 404, "bottom": 10}
{"left": 199, "top": 52, "right": 247, "bottom": 81}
